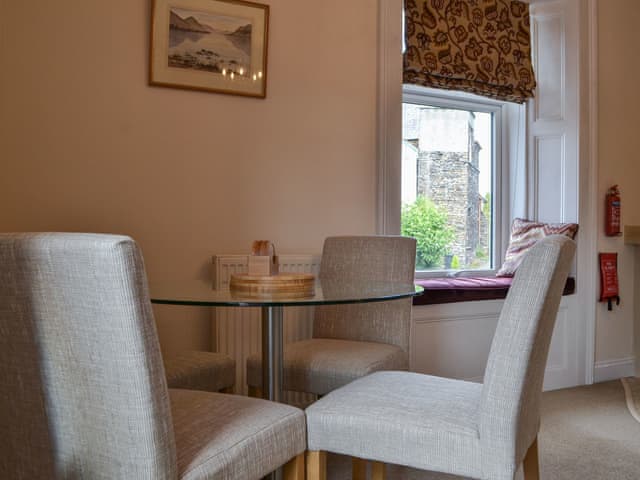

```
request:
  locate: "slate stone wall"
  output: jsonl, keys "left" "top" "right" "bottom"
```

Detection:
{"left": 417, "top": 143, "right": 483, "bottom": 267}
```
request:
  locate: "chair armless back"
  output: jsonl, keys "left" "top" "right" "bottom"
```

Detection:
{"left": 313, "top": 236, "right": 417, "bottom": 353}
{"left": 478, "top": 235, "right": 576, "bottom": 480}
{"left": 0, "top": 233, "right": 177, "bottom": 479}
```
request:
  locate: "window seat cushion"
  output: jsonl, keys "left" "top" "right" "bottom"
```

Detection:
{"left": 413, "top": 276, "right": 575, "bottom": 306}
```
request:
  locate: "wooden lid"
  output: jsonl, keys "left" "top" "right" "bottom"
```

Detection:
{"left": 230, "top": 273, "right": 315, "bottom": 298}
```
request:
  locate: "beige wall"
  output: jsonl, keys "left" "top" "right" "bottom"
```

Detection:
{"left": 0, "top": 0, "right": 378, "bottom": 356}
{"left": 3, "top": 0, "right": 639, "bottom": 374}
{"left": 597, "top": 0, "right": 640, "bottom": 366}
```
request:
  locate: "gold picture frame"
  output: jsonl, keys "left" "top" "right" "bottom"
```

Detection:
{"left": 150, "top": 0, "right": 269, "bottom": 98}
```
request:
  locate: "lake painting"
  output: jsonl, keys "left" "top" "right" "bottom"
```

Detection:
{"left": 168, "top": 7, "right": 252, "bottom": 77}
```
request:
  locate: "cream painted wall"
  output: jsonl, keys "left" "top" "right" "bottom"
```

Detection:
{"left": 597, "top": 0, "right": 640, "bottom": 367}
{"left": 0, "top": 0, "right": 378, "bottom": 356}
{"left": 3, "top": 0, "right": 638, "bottom": 377}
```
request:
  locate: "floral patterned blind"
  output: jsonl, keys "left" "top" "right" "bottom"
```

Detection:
{"left": 404, "top": 0, "right": 536, "bottom": 103}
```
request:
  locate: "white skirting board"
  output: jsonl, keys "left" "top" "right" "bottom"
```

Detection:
{"left": 594, "top": 357, "right": 636, "bottom": 383}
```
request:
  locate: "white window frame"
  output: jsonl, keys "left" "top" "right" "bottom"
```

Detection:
{"left": 376, "top": 0, "right": 527, "bottom": 278}
{"left": 378, "top": 0, "right": 598, "bottom": 387}
{"left": 402, "top": 85, "right": 512, "bottom": 278}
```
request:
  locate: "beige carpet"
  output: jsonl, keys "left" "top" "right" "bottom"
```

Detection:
{"left": 621, "top": 377, "right": 640, "bottom": 424}
{"left": 326, "top": 380, "right": 640, "bottom": 479}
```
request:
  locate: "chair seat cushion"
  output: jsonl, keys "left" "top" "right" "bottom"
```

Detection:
{"left": 165, "top": 351, "right": 235, "bottom": 392}
{"left": 246, "top": 338, "right": 408, "bottom": 396}
{"left": 305, "top": 371, "right": 483, "bottom": 479}
{"left": 169, "top": 389, "right": 306, "bottom": 480}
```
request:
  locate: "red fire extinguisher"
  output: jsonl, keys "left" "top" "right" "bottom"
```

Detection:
{"left": 605, "top": 185, "right": 622, "bottom": 236}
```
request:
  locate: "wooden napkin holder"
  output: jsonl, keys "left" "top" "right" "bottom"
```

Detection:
{"left": 231, "top": 241, "right": 314, "bottom": 298}
{"left": 247, "top": 240, "right": 279, "bottom": 276}
{"left": 248, "top": 255, "right": 279, "bottom": 276}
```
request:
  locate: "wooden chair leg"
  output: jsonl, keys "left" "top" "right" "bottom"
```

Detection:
{"left": 523, "top": 437, "right": 540, "bottom": 480}
{"left": 220, "top": 386, "right": 234, "bottom": 394}
{"left": 306, "top": 451, "right": 327, "bottom": 480}
{"left": 352, "top": 457, "right": 367, "bottom": 480}
{"left": 248, "top": 386, "right": 263, "bottom": 398}
{"left": 284, "top": 453, "right": 305, "bottom": 480}
{"left": 372, "top": 461, "right": 386, "bottom": 480}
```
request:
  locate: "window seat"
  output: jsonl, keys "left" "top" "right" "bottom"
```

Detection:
{"left": 414, "top": 276, "right": 576, "bottom": 306}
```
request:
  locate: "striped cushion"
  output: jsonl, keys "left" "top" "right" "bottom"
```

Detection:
{"left": 497, "top": 218, "right": 578, "bottom": 277}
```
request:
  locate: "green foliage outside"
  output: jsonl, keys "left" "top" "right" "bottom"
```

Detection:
{"left": 401, "top": 196, "right": 455, "bottom": 269}
{"left": 482, "top": 192, "right": 491, "bottom": 219}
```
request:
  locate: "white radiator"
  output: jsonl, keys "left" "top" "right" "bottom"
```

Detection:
{"left": 212, "top": 254, "right": 321, "bottom": 405}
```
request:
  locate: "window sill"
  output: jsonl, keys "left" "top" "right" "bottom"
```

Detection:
{"left": 413, "top": 276, "right": 576, "bottom": 306}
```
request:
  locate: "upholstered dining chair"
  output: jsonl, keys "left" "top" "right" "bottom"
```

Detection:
{"left": 305, "top": 235, "right": 576, "bottom": 480}
{"left": 165, "top": 350, "right": 236, "bottom": 393}
{"left": 0, "top": 233, "right": 305, "bottom": 480}
{"left": 246, "top": 235, "right": 416, "bottom": 398}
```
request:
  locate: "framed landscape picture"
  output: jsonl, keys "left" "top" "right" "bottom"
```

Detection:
{"left": 150, "top": 0, "right": 269, "bottom": 98}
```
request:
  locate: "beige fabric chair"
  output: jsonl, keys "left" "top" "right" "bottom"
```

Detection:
{"left": 246, "top": 235, "right": 416, "bottom": 397}
{"left": 0, "top": 233, "right": 305, "bottom": 479}
{"left": 305, "top": 235, "right": 576, "bottom": 480}
{"left": 165, "top": 350, "right": 236, "bottom": 393}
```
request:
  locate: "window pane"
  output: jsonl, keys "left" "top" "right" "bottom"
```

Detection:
{"left": 401, "top": 103, "right": 493, "bottom": 272}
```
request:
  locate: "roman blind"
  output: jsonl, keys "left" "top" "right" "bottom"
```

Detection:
{"left": 403, "top": 0, "right": 536, "bottom": 103}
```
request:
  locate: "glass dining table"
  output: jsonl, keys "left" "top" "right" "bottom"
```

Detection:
{"left": 149, "top": 279, "right": 423, "bottom": 402}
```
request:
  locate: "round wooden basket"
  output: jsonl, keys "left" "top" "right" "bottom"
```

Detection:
{"left": 229, "top": 273, "right": 315, "bottom": 298}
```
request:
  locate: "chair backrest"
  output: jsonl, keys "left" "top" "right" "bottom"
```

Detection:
{"left": 313, "top": 236, "right": 416, "bottom": 353}
{"left": 0, "top": 233, "right": 177, "bottom": 479}
{"left": 478, "top": 235, "right": 576, "bottom": 479}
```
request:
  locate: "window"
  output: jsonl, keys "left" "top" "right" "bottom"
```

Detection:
{"left": 401, "top": 86, "right": 511, "bottom": 277}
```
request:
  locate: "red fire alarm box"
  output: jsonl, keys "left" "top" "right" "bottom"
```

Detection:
{"left": 599, "top": 252, "right": 620, "bottom": 310}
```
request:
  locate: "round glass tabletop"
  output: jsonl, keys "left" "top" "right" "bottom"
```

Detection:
{"left": 149, "top": 279, "right": 423, "bottom": 307}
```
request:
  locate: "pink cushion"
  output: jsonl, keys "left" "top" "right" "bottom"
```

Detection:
{"left": 496, "top": 218, "right": 578, "bottom": 277}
